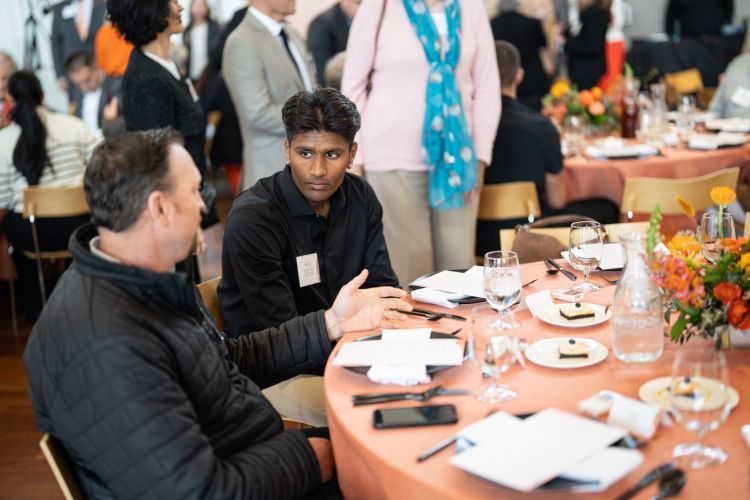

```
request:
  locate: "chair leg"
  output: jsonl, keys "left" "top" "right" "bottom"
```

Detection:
{"left": 7, "top": 245, "right": 17, "bottom": 336}
{"left": 29, "top": 217, "right": 47, "bottom": 303}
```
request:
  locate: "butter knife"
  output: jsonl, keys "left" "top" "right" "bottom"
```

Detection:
{"left": 616, "top": 463, "right": 675, "bottom": 500}
{"left": 545, "top": 258, "right": 577, "bottom": 281}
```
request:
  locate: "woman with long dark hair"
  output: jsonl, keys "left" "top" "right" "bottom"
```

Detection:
{"left": 0, "top": 71, "right": 99, "bottom": 319}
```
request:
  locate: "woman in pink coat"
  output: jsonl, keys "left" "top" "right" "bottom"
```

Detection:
{"left": 342, "top": 0, "right": 500, "bottom": 286}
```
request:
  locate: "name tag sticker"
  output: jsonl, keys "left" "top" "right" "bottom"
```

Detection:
{"left": 730, "top": 87, "right": 750, "bottom": 109}
{"left": 62, "top": 3, "right": 77, "bottom": 19}
{"left": 296, "top": 253, "right": 321, "bottom": 287}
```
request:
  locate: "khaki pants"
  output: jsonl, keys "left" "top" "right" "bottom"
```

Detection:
{"left": 262, "top": 374, "right": 327, "bottom": 427}
{"left": 366, "top": 170, "right": 479, "bottom": 287}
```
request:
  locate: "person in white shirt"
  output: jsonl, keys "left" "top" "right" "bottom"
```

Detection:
{"left": 183, "top": 0, "right": 220, "bottom": 81}
{"left": 223, "top": 0, "right": 317, "bottom": 189}
{"left": 64, "top": 50, "right": 125, "bottom": 138}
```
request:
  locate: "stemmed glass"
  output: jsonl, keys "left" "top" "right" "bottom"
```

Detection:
{"left": 471, "top": 304, "right": 517, "bottom": 403}
{"left": 564, "top": 115, "right": 585, "bottom": 156}
{"left": 569, "top": 221, "right": 603, "bottom": 292}
{"left": 483, "top": 251, "right": 521, "bottom": 330}
{"left": 675, "top": 95, "right": 696, "bottom": 136}
{"left": 699, "top": 212, "right": 735, "bottom": 264}
{"left": 669, "top": 347, "right": 732, "bottom": 469}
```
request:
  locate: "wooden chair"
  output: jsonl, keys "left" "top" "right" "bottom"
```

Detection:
{"left": 500, "top": 222, "right": 650, "bottom": 254}
{"left": 621, "top": 168, "right": 741, "bottom": 221}
{"left": 744, "top": 212, "right": 750, "bottom": 238}
{"left": 22, "top": 185, "right": 89, "bottom": 303}
{"left": 39, "top": 433, "right": 85, "bottom": 500}
{"left": 664, "top": 68, "right": 703, "bottom": 108}
{"left": 196, "top": 276, "right": 311, "bottom": 429}
{"left": 478, "top": 182, "right": 541, "bottom": 223}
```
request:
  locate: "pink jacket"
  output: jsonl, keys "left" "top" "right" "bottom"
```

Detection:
{"left": 342, "top": 0, "right": 501, "bottom": 172}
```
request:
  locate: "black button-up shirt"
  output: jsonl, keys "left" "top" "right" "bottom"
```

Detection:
{"left": 219, "top": 166, "right": 398, "bottom": 337}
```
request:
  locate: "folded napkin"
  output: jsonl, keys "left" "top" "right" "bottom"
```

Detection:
{"left": 706, "top": 118, "right": 750, "bottom": 133}
{"left": 585, "top": 144, "right": 657, "bottom": 160}
{"left": 411, "top": 287, "right": 461, "bottom": 309}
{"left": 367, "top": 329, "right": 432, "bottom": 386}
{"left": 688, "top": 136, "right": 720, "bottom": 150}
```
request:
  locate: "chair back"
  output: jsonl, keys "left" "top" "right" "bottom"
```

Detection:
{"left": 621, "top": 168, "right": 740, "bottom": 219}
{"left": 197, "top": 276, "right": 224, "bottom": 331}
{"left": 478, "top": 182, "right": 541, "bottom": 222}
{"left": 23, "top": 185, "right": 89, "bottom": 220}
{"left": 39, "top": 433, "right": 85, "bottom": 500}
{"left": 744, "top": 213, "right": 750, "bottom": 238}
{"left": 664, "top": 68, "right": 703, "bottom": 108}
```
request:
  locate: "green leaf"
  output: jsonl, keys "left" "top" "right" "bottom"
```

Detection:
{"left": 671, "top": 315, "right": 688, "bottom": 341}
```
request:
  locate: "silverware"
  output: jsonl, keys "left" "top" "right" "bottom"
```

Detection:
{"left": 616, "top": 463, "right": 675, "bottom": 500}
{"left": 544, "top": 259, "right": 559, "bottom": 275}
{"left": 653, "top": 469, "right": 685, "bottom": 500}
{"left": 391, "top": 307, "right": 467, "bottom": 322}
{"left": 545, "top": 258, "right": 577, "bottom": 281}
{"left": 522, "top": 278, "right": 538, "bottom": 288}
{"left": 351, "top": 385, "right": 470, "bottom": 406}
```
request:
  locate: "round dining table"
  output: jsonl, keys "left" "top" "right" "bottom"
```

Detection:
{"left": 324, "top": 261, "right": 750, "bottom": 499}
{"left": 563, "top": 142, "right": 750, "bottom": 206}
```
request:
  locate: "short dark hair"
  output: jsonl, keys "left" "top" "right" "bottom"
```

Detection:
{"left": 64, "top": 51, "right": 94, "bottom": 74}
{"left": 281, "top": 88, "right": 361, "bottom": 144}
{"left": 107, "top": 0, "right": 171, "bottom": 47}
{"left": 85, "top": 128, "right": 184, "bottom": 232}
{"left": 495, "top": 41, "right": 521, "bottom": 90}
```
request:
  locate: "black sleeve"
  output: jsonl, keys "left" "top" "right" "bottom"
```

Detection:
{"left": 211, "top": 8, "right": 247, "bottom": 72}
{"left": 307, "top": 16, "right": 335, "bottom": 86}
{"left": 224, "top": 310, "right": 332, "bottom": 388}
{"left": 722, "top": 0, "right": 734, "bottom": 25}
{"left": 361, "top": 179, "right": 400, "bottom": 288}
{"left": 51, "top": 8, "right": 66, "bottom": 78}
{"left": 665, "top": 0, "right": 678, "bottom": 36}
{"left": 48, "top": 337, "right": 323, "bottom": 499}
{"left": 123, "top": 73, "right": 177, "bottom": 131}
{"left": 540, "top": 122, "right": 564, "bottom": 175}
{"left": 565, "top": 9, "right": 608, "bottom": 57}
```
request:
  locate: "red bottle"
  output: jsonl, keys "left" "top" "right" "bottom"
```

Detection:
{"left": 620, "top": 79, "right": 639, "bottom": 139}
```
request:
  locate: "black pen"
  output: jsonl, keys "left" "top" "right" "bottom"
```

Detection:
{"left": 416, "top": 435, "right": 457, "bottom": 462}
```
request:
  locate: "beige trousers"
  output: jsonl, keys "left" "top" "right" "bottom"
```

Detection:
{"left": 366, "top": 170, "right": 479, "bottom": 287}
{"left": 262, "top": 374, "right": 327, "bottom": 427}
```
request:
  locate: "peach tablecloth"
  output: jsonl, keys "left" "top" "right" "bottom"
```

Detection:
{"left": 325, "top": 261, "right": 750, "bottom": 499}
{"left": 564, "top": 143, "right": 750, "bottom": 205}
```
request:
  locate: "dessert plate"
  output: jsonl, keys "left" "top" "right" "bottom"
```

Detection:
{"left": 538, "top": 303, "right": 612, "bottom": 329}
{"left": 524, "top": 337, "right": 608, "bottom": 369}
{"left": 638, "top": 376, "right": 739, "bottom": 410}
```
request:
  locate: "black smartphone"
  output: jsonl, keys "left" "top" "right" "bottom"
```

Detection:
{"left": 373, "top": 404, "right": 458, "bottom": 429}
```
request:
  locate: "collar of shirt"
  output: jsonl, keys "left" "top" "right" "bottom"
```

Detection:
{"left": 142, "top": 50, "right": 182, "bottom": 81}
{"left": 249, "top": 6, "right": 284, "bottom": 37}
{"left": 277, "top": 165, "right": 347, "bottom": 218}
{"left": 89, "top": 236, "right": 122, "bottom": 263}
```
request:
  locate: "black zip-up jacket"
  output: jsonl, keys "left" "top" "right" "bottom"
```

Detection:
{"left": 23, "top": 224, "right": 332, "bottom": 499}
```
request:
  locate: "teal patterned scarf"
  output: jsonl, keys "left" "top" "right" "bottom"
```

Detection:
{"left": 403, "top": 0, "right": 477, "bottom": 209}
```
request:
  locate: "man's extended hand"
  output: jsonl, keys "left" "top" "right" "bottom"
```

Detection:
{"left": 324, "top": 270, "right": 411, "bottom": 341}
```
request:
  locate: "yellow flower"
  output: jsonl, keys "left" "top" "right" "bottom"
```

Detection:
{"left": 550, "top": 81, "right": 570, "bottom": 99}
{"left": 710, "top": 186, "right": 737, "bottom": 206}
{"left": 675, "top": 195, "right": 695, "bottom": 217}
{"left": 739, "top": 253, "right": 750, "bottom": 273}
{"left": 667, "top": 233, "right": 701, "bottom": 261}
{"left": 591, "top": 86, "right": 603, "bottom": 99}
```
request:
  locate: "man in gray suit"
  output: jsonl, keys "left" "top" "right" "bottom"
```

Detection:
{"left": 50, "top": 0, "right": 106, "bottom": 93}
{"left": 223, "top": 0, "right": 316, "bottom": 190}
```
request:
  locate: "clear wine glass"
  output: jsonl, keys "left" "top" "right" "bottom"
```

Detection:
{"left": 483, "top": 251, "right": 521, "bottom": 330}
{"left": 569, "top": 221, "right": 603, "bottom": 293}
{"left": 471, "top": 304, "right": 517, "bottom": 404}
{"left": 669, "top": 347, "right": 732, "bottom": 469}
{"left": 564, "top": 115, "right": 585, "bottom": 156}
{"left": 675, "top": 94, "right": 696, "bottom": 136}
{"left": 699, "top": 212, "right": 735, "bottom": 264}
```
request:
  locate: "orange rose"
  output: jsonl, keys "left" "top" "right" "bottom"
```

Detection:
{"left": 591, "top": 86, "right": 603, "bottom": 99}
{"left": 578, "top": 90, "right": 594, "bottom": 106}
{"left": 728, "top": 300, "right": 750, "bottom": 329}
{"left": 588, "top": 101, "right": 605, "bottom": 116}
{"left": 714, "top": 282, "right": 742, "bottom": 305}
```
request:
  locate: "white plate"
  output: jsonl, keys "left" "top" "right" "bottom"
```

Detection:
{"left": 638, "top": 376, "right": 740, "bottom": 410}
{"left": 538, "top": 303, "right": 612, "bottom": 329}
{"left": 585, "top": 144, "right": 658, "bottom": 159}
{"left": 524, "top": 337, "right": 608, "bottom": 369}
{"left": 705, "top": 118, "right": 750, "bottom": 133}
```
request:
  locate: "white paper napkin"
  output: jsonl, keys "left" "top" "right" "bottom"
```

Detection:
{"left": 525, "top": 289, "right": 555, "bottom": 318}
{"left": 367, "top": 329, "right": 432, "bottom": 386}
{"left": 411, "top": 287, "right": 461, "bottom": 309}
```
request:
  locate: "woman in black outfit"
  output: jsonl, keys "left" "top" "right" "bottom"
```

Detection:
{"left": 565, "top": 0, "right": 611, "bottom": 90}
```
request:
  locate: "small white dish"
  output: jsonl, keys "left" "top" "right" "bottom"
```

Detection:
{"left": 585, "top": 144, "right": 658, "bottom": 159}
{"left": 538, "top": 303, "right": 612, "bottom": 329}
{"left": 638, "top": 376, "right": 739, "bottom": 410}
{"left": 524, "top": 337, "right": 608, "bottom": 369}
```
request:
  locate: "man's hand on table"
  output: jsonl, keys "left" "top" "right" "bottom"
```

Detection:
{"left": 324, "top": 269, "right": 412, "bottom": 341}
{"left": 307, "top": 437, "right": 335, "bottom": 483}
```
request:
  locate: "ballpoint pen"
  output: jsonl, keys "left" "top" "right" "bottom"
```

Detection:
{"left": 416, "top": 435, "right": 457, "bottom": 462}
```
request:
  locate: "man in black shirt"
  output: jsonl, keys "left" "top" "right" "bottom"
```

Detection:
{"left": 220, "top": 87, "right": 398, "bottom": 336}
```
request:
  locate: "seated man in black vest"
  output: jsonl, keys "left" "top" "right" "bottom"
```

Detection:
{"left": 23, "top": 128, "right": 410, "bottom": 499}
{"left": 477, "top": 41, "right": 618, "bottom": 256}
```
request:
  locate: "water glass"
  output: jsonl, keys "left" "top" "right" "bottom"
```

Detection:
{"left": 569, "top": 221, "right": 603, "bottom": 292}
{"left": 471, "top": 304, "right": 517, "bottom": 404}
{"left": 483, "top": 251, "right": 521, "bottom": 330}
{"left": 564, "top": 115, "right": 585, "bottom": 156}
{"left": 675, "top": 95, "right": 696, "bottom": 134}
{"left": 699, "top": 212, "right": 735, "bottom": 263}
{"left": 670, "top": 347, "right": 732, "bottom": 469}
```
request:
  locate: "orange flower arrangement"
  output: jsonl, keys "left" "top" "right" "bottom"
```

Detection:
{"left": 541, "top": 80, "right": 619, "bottom": 131}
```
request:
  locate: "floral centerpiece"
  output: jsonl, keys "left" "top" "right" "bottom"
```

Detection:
{"left": 541, "top": 80, "right": 619, "bottom": 132}
{"left": 649, "top": 187, "right": 748, "bottom": 349}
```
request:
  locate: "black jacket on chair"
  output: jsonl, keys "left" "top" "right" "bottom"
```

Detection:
{"left": 121, "top": 49, "right": 207, "bottom": 176}
{"left": 23, "top": 224, "right": 330, "bottom": 499}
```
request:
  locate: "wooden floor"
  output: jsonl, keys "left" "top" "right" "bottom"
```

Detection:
{"left": 0, "top": 196, "right": 230, "bottom": 498}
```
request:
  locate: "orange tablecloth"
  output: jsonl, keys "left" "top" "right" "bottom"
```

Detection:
{"left": 564, "top": 143, "right": 750, "bottom": 205}
{"left": 325, "top": 261, "right": 750, "bottom": 499}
